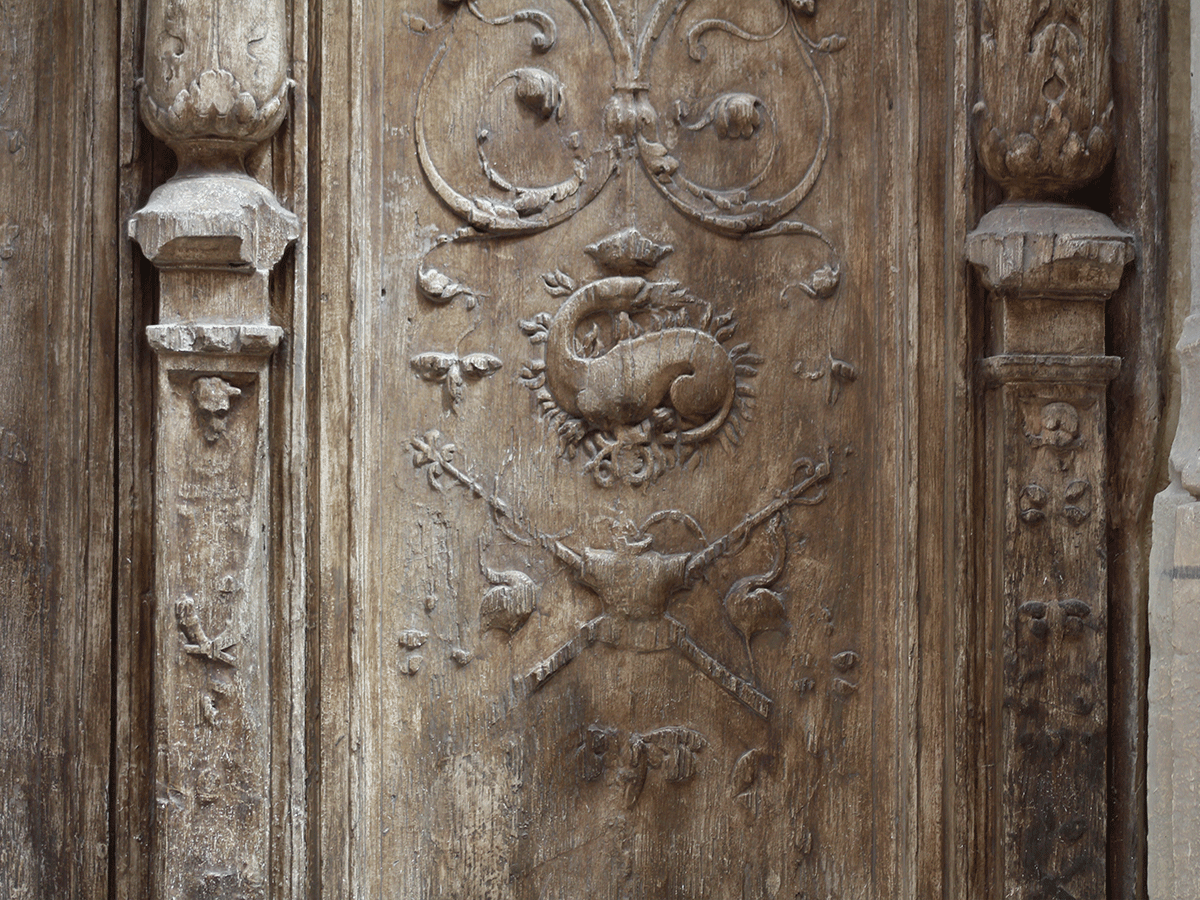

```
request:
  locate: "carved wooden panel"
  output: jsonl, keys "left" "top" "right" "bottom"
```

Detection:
{"left": 329, "top": 1, "right": 916, "bottom": 897}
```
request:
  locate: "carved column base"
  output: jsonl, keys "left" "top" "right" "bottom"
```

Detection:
{"left": 130, "top": 172, "right": 299, "bottom": 275}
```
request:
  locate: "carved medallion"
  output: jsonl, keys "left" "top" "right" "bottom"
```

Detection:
{"left": 519, "top": 265, "right": 760, "bottom": 485}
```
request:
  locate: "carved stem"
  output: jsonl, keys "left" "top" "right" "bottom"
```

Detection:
{"left": 129, "top": 0, "right": 297, "bottom": 897}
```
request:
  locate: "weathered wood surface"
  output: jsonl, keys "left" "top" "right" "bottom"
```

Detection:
{"left": 0, "top": 2, "right": 118, "bottom": 899}
{"left": 0, "top": 0, "right": 1166, "bottom": 898}
{"left": 128, "top": 0, "right": 299, "bottom": 896}
{"left": 967, "top": 3, "right": 1139, "bottom": 899}
{"left": 316, "top": 1, "right": 939, "bottom": 897}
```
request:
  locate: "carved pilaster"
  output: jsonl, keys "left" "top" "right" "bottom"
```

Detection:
{"left": 129, "top": 1, "right": 297, "bottom": 898}
{"left": 967, "top": 3, "right": 1133, "bottom": 899}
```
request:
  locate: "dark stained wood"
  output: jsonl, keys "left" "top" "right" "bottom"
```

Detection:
{"left": 1108, "top": 3, "right": 1168, "bottom": 897}
{"left": 0, "top": 3, "right": 118, "bottom": 899}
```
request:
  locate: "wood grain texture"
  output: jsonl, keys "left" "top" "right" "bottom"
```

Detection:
{"left": 316, "top": 1, "right": 934, "bottom": 897}
{"left": 1108, "top": 3, "right": 1167, "bottom": 897}
{"left": 0, "top": 2, "right": 117, "bottom": 899}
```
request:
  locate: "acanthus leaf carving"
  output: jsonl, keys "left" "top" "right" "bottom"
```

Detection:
{"left": 140, "top": 68, "right": 289, "bottom": 153}
{"left": 974, "top": 0, "right": 1116, "bottom": 197}
{"left": 417, "top": 261, "right": 483, "bottom": 309}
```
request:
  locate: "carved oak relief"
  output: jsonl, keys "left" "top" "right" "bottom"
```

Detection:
{"left": 967, "top": 1, "right": 1132, "bottom": 897}
{"left": 376, "top": 2, "right": 896, "bottom": 897}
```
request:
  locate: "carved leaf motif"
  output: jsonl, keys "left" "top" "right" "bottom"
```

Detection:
{"left": 418, "top": 265, "right": 479, "bottom": 308}
{"left": 479, "top": 569, "right": 538, "bottom": 635}
{"left": 1059, "top": 599, "right": 1092, "bottom": 619}
{"left": 585, "top": 228, "right": 674, "bottom": 275}
{"left": 459, "top": 352, "right": 503, "bottom": 377}
{"left": 832, "top": 650, "right": 860, "bottom": 672}
{"left": 142, "top": 67, "right": 287, "bottom": 147}
{"left": 411, "top": 352, "right": 457, "bottom": 380}
{"left": 541, "top": 269, "right": 577, "bottom": 297}
{"left": 399, "top": 629, "right": 429, "bottom": 650}
{"left": 731, "top": 748, "right": 765, "bottom": 796}
{"left": 687, "top": 94, "right": 764, "bottom": 140}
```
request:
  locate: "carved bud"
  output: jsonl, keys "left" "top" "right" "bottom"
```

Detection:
{"left": 974, "top": 0, "right": 1115, "bottom": 197}
{"left": 140, "top": 0, "right": 290, "bottom": 164}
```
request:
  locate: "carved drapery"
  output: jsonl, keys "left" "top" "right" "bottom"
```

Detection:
{"left": 129, "top": 1, "right": 298, "bottom": 897}
{"left": 967, "top": 2, "right": 1133, "bottom": 898}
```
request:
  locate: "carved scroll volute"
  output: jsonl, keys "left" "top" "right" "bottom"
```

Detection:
{"left": 967, "top": 2, "right": 1132, "bottom": 899}
{"left": 975, "top": 0, "right": 1115, "bottom": 198}
{"left": 129, "top": 1, "right": 296, "bottom": 899}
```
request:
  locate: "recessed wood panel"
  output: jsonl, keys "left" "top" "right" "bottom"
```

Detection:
{"left": 340, "top": 1, "right": 916, "bottom": 897}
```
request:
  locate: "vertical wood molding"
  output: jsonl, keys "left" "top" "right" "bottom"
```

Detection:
{"left": 967, "top": 2, "right": 1134, "bottom": 898}
{"left": 128, "top": 2, "right": 298, "bottom": 897}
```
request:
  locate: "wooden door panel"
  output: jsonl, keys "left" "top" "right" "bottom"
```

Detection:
{"left": 352, "top": 3, "right": 913, "bottom": 896}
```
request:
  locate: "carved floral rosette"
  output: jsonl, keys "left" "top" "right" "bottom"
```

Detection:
{"left": 975, "top": 0, "right": 1115, "bottom": 197}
